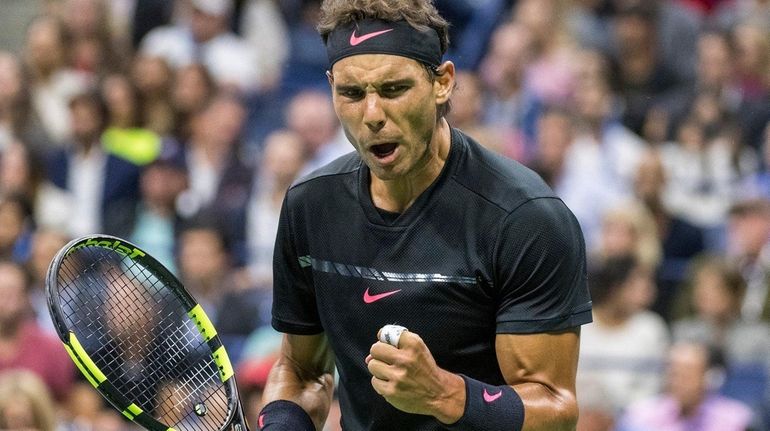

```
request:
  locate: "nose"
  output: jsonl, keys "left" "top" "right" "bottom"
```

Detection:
{"left": 363, "top": 93, "right": 385, "bottom": 133}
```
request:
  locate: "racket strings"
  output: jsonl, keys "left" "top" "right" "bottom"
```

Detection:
{"left": 55, "top": 247, "right": 232, "bottom": 430}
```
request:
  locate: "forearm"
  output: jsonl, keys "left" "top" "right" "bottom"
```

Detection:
{"left": 514, "top": 382, "right": 578, "bottom": 431}
{"left": 432, "top": 373, "right": 577, "bottom": 431}
{"left": 262, "top": 356, "right": 335, "bottom": 430}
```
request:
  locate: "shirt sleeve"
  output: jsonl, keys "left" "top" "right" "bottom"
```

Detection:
{"left": 271, "top": 194, "right": 324, "bottom": 335}
{"left": 494, "top": 197, "right": 592, "bottom": 333}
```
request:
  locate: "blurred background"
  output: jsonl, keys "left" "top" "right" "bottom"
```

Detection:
{"left": 0, "top": 0, "right": 768, "bottom": 430}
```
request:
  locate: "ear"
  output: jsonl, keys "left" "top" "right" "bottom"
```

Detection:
{"left": 434, "top": 61, "right": 455, "bottom": 105}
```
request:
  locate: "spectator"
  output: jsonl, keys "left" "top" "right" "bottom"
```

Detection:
{"left": 0, "top": 260, "right": 75, "bottom": 401}
{"left": 114, "top": 141, "right": 189, "bottom": 274}
{"left": 285, "top": 90, "right": 350, "bottom": 177}
{"left": 0, "top": 370, "right": 58, "bottom": 431}
{"left": 239, "top": 0, "right": 289, "bottom": 91}
{"left": 514, "top": 0, "right": 579, "bottom": 105}
{"left": 130, "top": 54, "right": 176, "bottom": 136}
{"left": 139, "top": 0, "right": 262, "bottom": 92}
{"left": 618, "top": 341, "right": 754, "bottom": 431}
{"left": 245, "top": 130, "right": 306, "bottom": 293}
{"left": 60, "top": 0, "right": 127, "bottom": 78}
{"left": 477, "top": 22, "right": 539, "bottom": 160}
{"left": 559, "top": 76, "right": 645, "bottom": 248}
{"left": 46, "top": 91, "right": 141, "bottom": 237}
{"left": 24, "top": 228, "right": 69, "bottom": 335}
{"left": 593, "top": 200, "right": 662, "bottom": 272}
{"left": 672, "top": 254, "right": 770, "bottom": 421}
{"left": 740, "top": 121, "right": 770, "bottom": 200}
{"left": 22, "top": 14, "right": 89, "bottom": 146}
{"left": 659, "top": 118, "right": 742, "bottom": 235}
{"left": 633, "top": 149, "right": 706, "bottom": 320}
{"left": 446, "top": 70, "right": 506, "bottom": 154}
{"left": 0, "top": 193, "right": 34, "bottom": 264}
{"left": 170, "top": 62, "right": 216, "bottom": 142}
{"left": 176, "top": 92, "right": 253, "bottom": 253}
{"left": 528, "top": 105, "right": 574, "bottom": 190}
{"left": 177, "top": 218, "right": 266, "bottom": 362}
{"left": 0, "top": 141, "right": 72, "bottom": 231}
{"left": 99, "top": 72, "right": 162, "bottom": 165}
{"left": 726, "top": 198, "right": 770, "bottom": 322}
{"left": 577, "top": 254, "right": 669, "bottom": 419}
{"left": 610, "top": 3, "right": 690, "bottom": 136}
{"left": 0, "top": 51, "right": 50, "bottom": 153}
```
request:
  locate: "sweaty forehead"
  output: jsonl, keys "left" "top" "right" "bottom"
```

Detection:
{"left": 331, "top": 54, "right": 425, "bottom": 84}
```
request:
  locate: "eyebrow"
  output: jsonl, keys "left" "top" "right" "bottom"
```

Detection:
{"left": 335, "top": 78, "right": 415, "bottom": 92}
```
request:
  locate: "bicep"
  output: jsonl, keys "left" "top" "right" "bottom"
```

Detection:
{"left": 495, "top": 330, "right": 581, "bottom": 430}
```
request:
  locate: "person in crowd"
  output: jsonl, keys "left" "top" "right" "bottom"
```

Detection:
{"left": 618, "top": 341, "right": 754, "bottom": 431}
{"left": 22, "top": 14, "right": 89, "bottom": 146}
{"left": 140, "top": 0, "right": 262, "bottom": 92}
{"left": 244, "top": 129, "right": 306, "bottom": 293}
{"left": 46, "top": 91, "right": 141, "bottom": 238}
{"left": 0, "top": 193, "right": 34, "bottom": 264}
{"left": 725, "top": 198, "right": 770, "bottom": 322}
{"left": 284, "top": 89, "right": 351, "bottom": 177}
{"left": 0, "top": 141, "right": 72, "bottom": 232}
{"left": 177, "top": 218, "right": 265, "bottom": 362}
{"left": 0, "top": 370, "right": 58, "bottom": 431}
{"left": 99, "top": 72, "right": 162, "bottom": 165}
{"left": 559, "top": 76, "right": 645, "bottom": 248}
{"left": 476, "top": 22, "right": 539, "bottom": 161}
{"left": 130, "top": 54, "right": 176, "bottom": 136}
{"left": 527, "top": 106, "right": 575, "bottom": 191}
{"left": 175, "top": 92, "right": 253, "bottom": 255}
{"left": 577, "top": 254, "right": 669, "bottom": 423}
{"left": 446, "top": 70, "right": 506, "bottom": 153}
{"left": 593, "top": 200, "right": 663, "bottom": 272}
{"left": 632, "top": 149, "right": 706, "bottom": 320}
{"left": 170, "top": 62, "right": 217, "bottom": 142}
{"left": 672, "top": 254, "right": 770, "bottom": 421}
{"left": 0, "top": 260, "right": 75, "bottom": 402}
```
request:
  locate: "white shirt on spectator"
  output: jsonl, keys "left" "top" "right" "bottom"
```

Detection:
{"left": 557, "top": 123, "right": 645, "bottom": 248}
{"left": 577, "top": 311, "right": 670, "bottom": 415}
{"left": 67, "top": 147, "right": 106, "bottom": 237}
{"left": 140, "top": 26, "right": 261, "bottom": 92}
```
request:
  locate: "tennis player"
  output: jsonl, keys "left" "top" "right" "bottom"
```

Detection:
{"left": 258, "top": 1, "right": 592, "bottom": 430}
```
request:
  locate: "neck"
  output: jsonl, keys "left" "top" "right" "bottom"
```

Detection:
{"left": 370, "top": 120, "right": 451, "bottom": 213}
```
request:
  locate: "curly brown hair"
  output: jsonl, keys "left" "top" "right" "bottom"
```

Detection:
{"left": 317, "top": 0, "right": 450, "bottom": 55}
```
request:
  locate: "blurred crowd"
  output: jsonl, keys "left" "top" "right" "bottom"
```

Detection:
{"left": 0, "top": 0, "right": 768, "bottom": 430}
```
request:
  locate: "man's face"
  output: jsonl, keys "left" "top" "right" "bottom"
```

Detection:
{"left": 330, "top": 54, "right": 449, "bottom": 181}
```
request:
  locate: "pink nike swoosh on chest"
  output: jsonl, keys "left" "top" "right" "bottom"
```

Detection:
{"left": 363, "top": 288, "right": 401, "bottom": 303}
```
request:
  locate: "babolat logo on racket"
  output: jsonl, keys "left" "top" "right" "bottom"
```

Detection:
{"left": 66, "top": 238, "right": 146, "bottom": 259}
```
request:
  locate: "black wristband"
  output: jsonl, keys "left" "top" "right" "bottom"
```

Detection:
{"left": 257, "top": 400, "right": 315, "bottom": 430}
{"left": 444, "top": 375, "right": 525, "bottom": 431}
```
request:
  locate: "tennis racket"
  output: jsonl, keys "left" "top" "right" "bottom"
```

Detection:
{"left": 46, "top": 234, "right": 250, "bottom": 431}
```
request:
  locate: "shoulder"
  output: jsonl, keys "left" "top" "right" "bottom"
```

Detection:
{"left": 451, "top": 129, "right": 558, "bottom": 214}
{"left": 287, "top": 152, "right": 361, "bottom": 200}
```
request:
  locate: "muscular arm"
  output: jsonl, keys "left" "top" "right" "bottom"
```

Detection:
{"left": 369, "top": 328, "right": 581, "bottom": 430}
{"left": 496, "top": 329, "right": 581, "bottom": 431}
{"left": 262, "top": 333, "right": 336, "bottom": 430}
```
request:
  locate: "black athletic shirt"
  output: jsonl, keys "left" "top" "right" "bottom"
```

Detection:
{"left": 272, "top": 128, "right": 592, "bottom": 430}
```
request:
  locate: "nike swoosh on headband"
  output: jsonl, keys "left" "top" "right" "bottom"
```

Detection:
{"left": 349, "top": 28, "right": 394, "bottom": 46}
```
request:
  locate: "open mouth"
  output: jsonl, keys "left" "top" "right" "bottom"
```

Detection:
{"left": 370, "top": 142, "right": 398, "bottom": 159}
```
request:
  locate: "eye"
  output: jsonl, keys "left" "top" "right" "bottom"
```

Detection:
{"left": 380, "top": 84, "right": 409, "bottom": 98}
{"left": 338, "top": 88, "right": 364, "bottom": 100}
